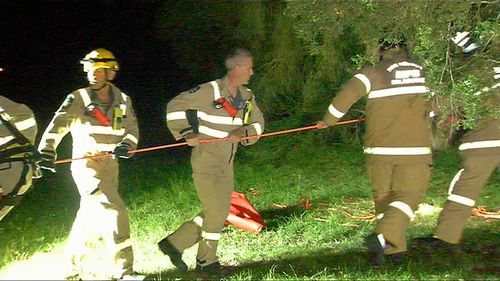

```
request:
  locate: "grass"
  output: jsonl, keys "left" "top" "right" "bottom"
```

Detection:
{"left": 0, "top": 128, "right": 499, "bottom": 280}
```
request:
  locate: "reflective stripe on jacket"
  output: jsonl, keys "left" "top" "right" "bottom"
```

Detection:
{"left": 0, "top": 96, "right": 38, "bottom": 163}
{"left": 166, "top": 77, "right": 264, "bottom": 146}
{"left": 38, "top": 84, "right": 139, "bottom": 158}
{"left": 0, "top": 96, "right": 37, "bottom": 148}
{"left": 323, "top": 56, "right": 432, "bottom": 157}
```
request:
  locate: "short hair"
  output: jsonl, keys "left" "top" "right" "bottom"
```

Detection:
{"left": 224, "top": 48, "right": 252, "bottom": 70}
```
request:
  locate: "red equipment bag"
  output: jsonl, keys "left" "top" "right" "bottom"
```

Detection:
{"left": 225, "top": 191, "right": 265, "bottom": 234}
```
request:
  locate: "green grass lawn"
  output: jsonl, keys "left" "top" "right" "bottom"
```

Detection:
{"left": 0, "top": 129, "right": 499, "bottom": 280}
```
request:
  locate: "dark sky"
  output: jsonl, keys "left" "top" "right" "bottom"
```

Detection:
{"left": 0, "top": 1, "right": 187, "bottom": 147}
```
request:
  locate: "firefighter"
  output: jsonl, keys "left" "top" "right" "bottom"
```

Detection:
{"left": 37, "top": 48, "right": 143, "bottom": 280}
{"left": 158, "top": 48, "right": 265, "bottom": 276}
{"left": 0, "top": 95, "right": 39, "bottom": 221}
{"left": 317, "top": 38, "right": 433, "bottom": 266}
{"left": 415, "top": 33, "right": 499, "bottom": 249}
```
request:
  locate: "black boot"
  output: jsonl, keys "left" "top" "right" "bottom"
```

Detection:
{"left": 158, "top": 237, "right": 188, "bottom": 272}
{"left": 365, "top": 233, "right": 386, "bottom": 267}
{"left": 386, "top": 252, "right": 408, "bottom": 267}
{"left": 195, "top": 261, "right": 231, "bottom": 278}
{"left": 412, "top": 236, "right": 460, "bottom": 253}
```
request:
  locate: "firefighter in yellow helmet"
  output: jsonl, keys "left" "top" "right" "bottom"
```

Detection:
{"left": 37, "top": 48, "right": 144, "bottom": 280}
{"left": 0, "top": 96, "right": 39, "bottom": 221}
{"left": 317, "top": 37, "right": 433, "bottom": 266}
{"left": 158, "top": 48, "right": 265, "bottom": 277}
{"left": 415, "top": 32, "right": 500, "bottom": 250}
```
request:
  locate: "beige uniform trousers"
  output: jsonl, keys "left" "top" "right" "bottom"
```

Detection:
{"left": 168, "top": 142, "right": 234, "bottom": 266}
{"left": 65, "top": 158, "right": 133, "bottom": 278}
{"left": 0, "top": 161, "right": 32, "bottom": 220}
{"left": 434, "top": 153, "right": 500, "bottom": 244}
{"left": 0, "top": 161, "right": 31, "bottom": 195}
{"left": 366, "top": 156, "right": 431, "bottom": 254}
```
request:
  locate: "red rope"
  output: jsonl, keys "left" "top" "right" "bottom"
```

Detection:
{"left": 54, "top": 118, "right": 365, "bottom": 164}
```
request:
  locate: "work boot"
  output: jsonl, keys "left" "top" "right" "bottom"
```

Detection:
{"left": 412, "top": 236, "right": 460, "bottom": 253}
{"left": 118, "top": 273, "right": 146, "bottom": 280}
{"left": 364, "top": 233, "right": 387, "bottom": 267}
{"left": 195, "top": 261, "right": 231, "bottom": 278}
{"left": 386, "top": 252, "right": 408, "bottom": 267}
{"left": 61, "top": 268, "right": 82, "bottom": 281}
{"left": 63, "top": 273, "right": 82, "bottom": 281}
{"left": 158, "top": 237, "right": 188, "bottom": 272}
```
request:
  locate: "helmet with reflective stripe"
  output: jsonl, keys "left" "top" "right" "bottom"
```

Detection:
{"left": 451, "top": 31, "right": 481, "bottom": 55}
{"left": 80, "top": 48, "right": 120, "bottom": 72}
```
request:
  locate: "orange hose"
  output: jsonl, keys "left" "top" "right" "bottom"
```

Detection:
{"left": 54, "top": 118, "right": 365, "bottom": 164}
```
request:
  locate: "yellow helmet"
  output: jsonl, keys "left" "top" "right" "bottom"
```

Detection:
{"left": 80, "top": 48, "right": 120, "bottom": 72}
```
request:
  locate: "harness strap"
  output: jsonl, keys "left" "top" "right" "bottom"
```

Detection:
{"left": 0, "top": 111, "right": 39, "bottom": 163}
{"left": 0, "top": 142, "right": 33, "bottom": 159}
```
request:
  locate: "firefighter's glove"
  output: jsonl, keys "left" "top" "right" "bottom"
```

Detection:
{"left": 113, "top": 144, "right": 133, "bottom": 159}
{"left": 228, "top": 128, "right": 244, "bottom": 143}
{"left": 184, "top": 133, "right": 200, "bottom": 147}
{"left": 39, "top": 152, "right": 56, "bottom": 173}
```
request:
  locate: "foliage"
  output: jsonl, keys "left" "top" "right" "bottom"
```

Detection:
{"left": 281, "top": 0, "right": 499, "bottom": 146}
{"left": 156, "top": 0, "right": 499, "bottom": 146}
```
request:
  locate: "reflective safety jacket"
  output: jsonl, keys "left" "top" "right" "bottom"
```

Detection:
{"left": 166, "top": 77, "right": 265, "bottom": 147}
{"left": 459, "top": 66, "right": 500, "bottom": 157}
{"left": 0, "top": 96, "right": 37, "bottom": 162}
{"left": 323, "top": 54, "right": 432, "bottom": 161}
{"left": 38, "top": 84, "right": 139, "bottom": 159}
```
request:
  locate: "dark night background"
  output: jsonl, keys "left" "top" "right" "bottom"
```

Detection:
{"left": 0, "top": 1, "right": 195, "bottom": 150}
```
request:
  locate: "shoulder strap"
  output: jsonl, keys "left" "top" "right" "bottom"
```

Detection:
{"left": 210, "top": 81, "right": 222, "bottom": 100}
{"left": 119, "top": 92, "right": 128, "bottom": 116}
{"left": 0, "top": 112, "right": 30, "bottom": 145}
{"left": 78, "top": 88, "right": 92, "bottom": 106}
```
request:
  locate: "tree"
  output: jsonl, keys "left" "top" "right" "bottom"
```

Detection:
{"left": 156, "top": 0, "right": 499, "bottom": 147}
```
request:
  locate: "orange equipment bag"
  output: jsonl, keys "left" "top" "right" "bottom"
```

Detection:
{"left": 225, "top": 191, "right": 265, "bottom": 234}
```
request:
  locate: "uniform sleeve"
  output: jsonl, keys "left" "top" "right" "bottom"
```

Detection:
{"left": 0, "top": 97, "right": 38, "bottom": 144}
{"left": 241, "top": 94, "right": 265, "bottom": 146}
{"left": 8, "top": 102, "right": 37, "bottom": 144}
{"left": 38, "top": 92, "right": 82, "bottom": 157}
{"left": 119, "top": 96, "right": 140, "bottom": 149}
{"left": 166, "top": 87, "right": 208, "bottom": 141}
{"left": 322, "top": 71, "right": 371, "bottom": 126}
{"left": 15, "top": 104, "right": 37, "bottom": 144}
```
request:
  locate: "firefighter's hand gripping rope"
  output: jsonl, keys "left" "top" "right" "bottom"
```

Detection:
{"left": 54, "top": 118, "right": 366, "bottom": 164}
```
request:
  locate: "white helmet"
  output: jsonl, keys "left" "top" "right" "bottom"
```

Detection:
{"left": 451, "top": 31, "right": 481, "bottom": 55}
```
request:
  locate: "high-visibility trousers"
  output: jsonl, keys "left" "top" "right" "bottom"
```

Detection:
{"left": 167, "top": 142, "right": 234, "bottom": 267}
{"left": 434, "top": 152, "right": 500, "bottom": 244}
{"left": 65, "top": 158, "right": 134, "bottom": 279}
{"left": 366, "top": 155, "right": 432, "bottom": 254}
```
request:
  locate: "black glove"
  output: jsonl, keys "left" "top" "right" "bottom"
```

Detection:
{"left": 113, "top": 144, "right": 132, "bottom": 159}
{"left": 39, "top": 151, "right": 56, "bottom": 173}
